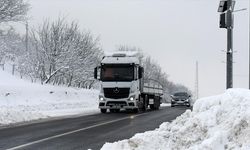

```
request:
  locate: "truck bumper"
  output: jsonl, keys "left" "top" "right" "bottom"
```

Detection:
{"left": 99, "top": 100, "right": 138, "bottom": 109}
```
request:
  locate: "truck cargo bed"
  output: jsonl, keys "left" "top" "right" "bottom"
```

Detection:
{"left": 143, "top": 79, "right": 163, "bottom": 96}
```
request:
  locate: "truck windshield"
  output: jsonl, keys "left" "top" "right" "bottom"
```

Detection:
{"left": 101, "top": 65, "right": 134, "bottom": 81}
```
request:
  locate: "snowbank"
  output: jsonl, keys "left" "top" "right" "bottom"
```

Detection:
{"left": 0, "top": 70, "right": 99, "bottom": 125}
{"left": 101, "top": 89, "right": 250, "bottom": 150}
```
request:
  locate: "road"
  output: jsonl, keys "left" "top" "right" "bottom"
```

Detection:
{"left": 0, "top": 106, "right": 190, "bottom": 150}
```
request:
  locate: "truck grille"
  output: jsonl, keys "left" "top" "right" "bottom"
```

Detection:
{"left": 106, "top": 101, "right": 127, "bottom": 107}
{"left": 104, "top": 88, "right": 130, "bottom": 99}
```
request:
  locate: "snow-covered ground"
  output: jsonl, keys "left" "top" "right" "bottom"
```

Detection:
{"left": 101, "top": 89, "right": 250, "bottom": 150}
{"left": 0, "top": 70, "right": 99, "bottom": 125}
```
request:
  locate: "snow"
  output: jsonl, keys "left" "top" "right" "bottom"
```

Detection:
{"left": 101, "top": 56, "right": 140, "bottom": 65}
{"left": 0, "top": 70, "right": 99, "bottom": 125}
{"left": 105, "top": 51, "right": 139, "bottom": 57}
{"left": 101, "top": 89, "right": 250, "bottom": 150}
{"left": 101, "top": 51, "right": 140, "bottom": 64}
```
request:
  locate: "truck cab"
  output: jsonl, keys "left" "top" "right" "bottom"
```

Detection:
{"left": 94, "top": 53, "right": 162, "bottom": 113}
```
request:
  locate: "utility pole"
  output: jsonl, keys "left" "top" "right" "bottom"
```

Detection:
{"left": 226, "top": 0, "right": 233, "bottom": 89}
{"left": 218, "top": 0, "right": 234, "bottom": 89}
{"left": 195, "top": 61, "right": 199, "bottom": 99}
{"left": 25, "top": 21, "right": 29, "bottom": 52}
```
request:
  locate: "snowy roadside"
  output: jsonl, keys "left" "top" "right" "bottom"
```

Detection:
{"left": 101, "top": 89, "right": 250, "bottom": 150}
{"left": 0, "top": 70, "right": 99, "bottom": 126}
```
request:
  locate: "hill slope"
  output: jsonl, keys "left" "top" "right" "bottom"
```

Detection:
{"left": 0, "top": 70, "right": 99, "bottom": 125}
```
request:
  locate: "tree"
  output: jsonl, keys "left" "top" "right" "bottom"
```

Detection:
{"left": 0, "top": 28, "right": 25, "bottom": 73}
{"left": 30, "top": 18, "right": 103, "bottom": 87}
{"left": 0, "top": 0, "right": 29, "bottom": 23}
{"left": 0, "top": 0, "right": 29, "bottom": 71}
{"left": 0, "top": 16, "right": 103, "bottom": 89}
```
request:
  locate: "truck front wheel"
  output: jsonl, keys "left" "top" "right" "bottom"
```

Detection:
{"left": 100, "top": 109, "right": 107, "bottom": 113}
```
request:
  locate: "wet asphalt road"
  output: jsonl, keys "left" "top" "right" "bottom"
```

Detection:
{"left": 0, "top": 106, "right": 190, "bottom": 150}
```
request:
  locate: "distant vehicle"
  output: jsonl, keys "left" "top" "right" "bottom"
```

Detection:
{"left": 94, "top": 52, "right": 163, "bottom": 113}
{"left": 170, "top": 92, "right": 191, "bottom": 107}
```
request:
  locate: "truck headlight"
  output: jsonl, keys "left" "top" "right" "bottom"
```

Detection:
{"left": 99, "top": 95, "right": 105, "bottom": 101}
{"left": 129, "top": 95, "right": 135, "bottom": 101}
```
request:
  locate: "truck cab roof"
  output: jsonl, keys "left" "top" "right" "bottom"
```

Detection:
{"left": 101, "top": 53, "right": 140, "bottom": 65}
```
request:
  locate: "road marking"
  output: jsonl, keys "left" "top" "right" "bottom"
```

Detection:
{"left": 7, "top": 113, "right": 148, "bottom": 150}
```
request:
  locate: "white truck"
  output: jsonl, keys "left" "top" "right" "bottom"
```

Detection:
{"left": 94, "top": 52, "right": 163, "bottom": 113}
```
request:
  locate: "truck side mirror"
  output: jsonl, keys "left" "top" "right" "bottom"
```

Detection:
{"left": 138, "top": 67, "right": 144, "bottom": 79}
{"left": 94, "top": 66, "right": 101, "bottom": 80}
{"left": 94, "top": 67, "right": 98, "bottom": 79}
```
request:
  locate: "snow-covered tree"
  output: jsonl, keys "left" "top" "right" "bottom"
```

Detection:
{"left": 0, "top": 0, "right": 29, "bottom": 23}
{"left": 0, "top": 0, "right": 29, "bottom": 71}
{"left": 30, "top": 18, "right": 103, "bottom": 87}
{"left": 0, "top": 28, "right": 25, "bottom": 72}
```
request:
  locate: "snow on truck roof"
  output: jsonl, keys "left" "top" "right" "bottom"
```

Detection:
{"left": 101, "top": 52, "right": 140, "bottom": 64}
{"left": 105, "top": 51, "right": 138, "bottom": 57}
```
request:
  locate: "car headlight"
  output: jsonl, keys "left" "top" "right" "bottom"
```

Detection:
{"left": 99, "top": 95, "right": 105, "bottom": 101}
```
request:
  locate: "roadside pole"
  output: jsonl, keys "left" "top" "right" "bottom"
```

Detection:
{"left": 218, "top": 0, "right": 234, "bottom": 89}
{"left": 226, "top": 0, "right": 233, "bottom": 89}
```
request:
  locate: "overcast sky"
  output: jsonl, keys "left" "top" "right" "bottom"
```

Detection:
{"left": 23, "top": 0, "right": 249, "bottom": 97}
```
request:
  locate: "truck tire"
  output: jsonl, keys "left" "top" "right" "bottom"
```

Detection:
{"left": 150, "top": 96, "right": 160, "bottom": 110}
{"left": 156, "top": 96, "right": 160, "bottom": 109}
{"left": 150, "top": 104, "right": 160, "bottom": 110}
{"left": 142, "top": 95, "right": 148, "bottom": 111}
{"left": 150, "top": 104, "right": 155, "bottom": 110}
{"left": 138, "top": 95, "right": 144, "bottom": 111}
{"left": 100, "top": 109, "right": 107, "bottom": 113}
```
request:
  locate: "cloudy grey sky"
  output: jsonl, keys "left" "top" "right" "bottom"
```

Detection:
{"left": 24, "top": 0, "right": 249, "bottom": 97}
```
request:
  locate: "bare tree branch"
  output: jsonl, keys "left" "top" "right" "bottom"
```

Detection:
{"left": 0, "top": 0, "right": 29, "bottom": 23}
